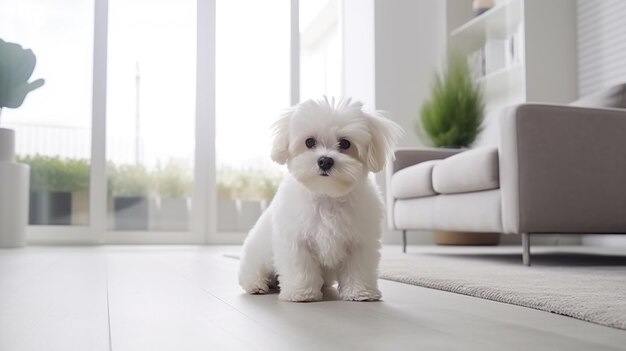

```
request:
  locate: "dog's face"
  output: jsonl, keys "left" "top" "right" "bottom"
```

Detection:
{"left": 270, "top": 97, "right": 403, "bottom": 197}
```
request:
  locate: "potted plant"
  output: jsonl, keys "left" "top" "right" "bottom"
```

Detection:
{"left": 216, "top": 167, "right": 238, "bottom": 232}
{"left": 0, "top": 39, "right": 44, "bottom": 247}
{"left": 256, "top": 170, "right": 282, "bottom": 210}
{"left": 108, "top": 163, "right": 152, "bottom": 230}
{"left": 419, "top": 53, "right": 499, "bottom": 245}
{"left": 233, "top": 169, "right": 262, "bottom": 232}
{"left": 153, "top": 161, "right": 192, "bottom": 231}
{"left": 19, "top": 155, "right": 80, "bottom": 225}
{"left": 63, "top": 158, "right": 90, "bottom": 225}
{"left": 419, "top": 53, "right": 484, "bottom": 148}
{"left": 215, "top": 167, "right": 283, "bottom": 233}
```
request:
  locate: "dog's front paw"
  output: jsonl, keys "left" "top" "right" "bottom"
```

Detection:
{"left": 339, "top": 286, "right": 382, "bottom": 302}
{"left": 279, "top": 288, "right": 323, "bottom": 302}
{"left": 240, "top": 278, "right": 273, "bottom": 295}
{"left": 244, "top": 284, "right": 270, "bottom": 295}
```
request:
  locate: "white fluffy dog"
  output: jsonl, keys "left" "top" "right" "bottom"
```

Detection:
{"left": 238, "top": 97, "right": 402, "bottom": 302}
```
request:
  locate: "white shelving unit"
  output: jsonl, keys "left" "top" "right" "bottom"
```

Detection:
{"left": 477, "top": 62, "right": 524, "bottom": 99}
{"left": 450, "top": 0, "right": 524, "bottom": 102}
{"left": 446, "top": 0, "right": 577, "bottom": 104}
{"left": 449, "top": 0, "right": 522, "bottom": 55}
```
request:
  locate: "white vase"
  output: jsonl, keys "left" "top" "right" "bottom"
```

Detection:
{"left": 0, "top": 128, "right": 30, "bottom": 248}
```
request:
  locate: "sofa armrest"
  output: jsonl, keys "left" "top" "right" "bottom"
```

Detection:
{"left": 386, "top": 147, "right": 463, "bottom": 230}
{"left": 499, "top": 103, "right": 626, "bottom": 234}
{"left": 391, "top": 147, "right": 463, "bottom": 173}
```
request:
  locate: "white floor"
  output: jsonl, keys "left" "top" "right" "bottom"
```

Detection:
{"left": 1, "top": 246, "right": 625, "bottom": 351}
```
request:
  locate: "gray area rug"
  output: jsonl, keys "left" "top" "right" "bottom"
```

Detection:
{"left": 379, "top": 246, "right": 626, "bottom": 330}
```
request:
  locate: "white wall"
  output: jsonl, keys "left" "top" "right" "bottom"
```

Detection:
{"left": 525, "top": 0, "right": 578, "bottom": 103}
{"left": 373, "top": 0, "right": 447, "bottom": 150}
{"left": 342, "top": 0, "right": 375, "bottom": 110}
{"left": 577, "top": 0, "right": 626, "bottom": 97}
{"left": 578, "top": 0, "right": 626, "bottom": 247}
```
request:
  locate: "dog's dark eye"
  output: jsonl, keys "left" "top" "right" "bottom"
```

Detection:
{"left": 305, "top": 137, "right": 316, "bottom": 149}
{"left": 338, "top": 138, "right": 351, "bottom": 150}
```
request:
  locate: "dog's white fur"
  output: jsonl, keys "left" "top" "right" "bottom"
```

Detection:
{"left": 238, "top": 97, "right": 402, "bottom": 302}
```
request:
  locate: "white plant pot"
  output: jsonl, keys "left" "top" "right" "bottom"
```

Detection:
{"left": 71, "top": 191, "right": 89, "bottom": 225}
{"left": 154, "top": 197, "right": 189, "bottom": 231}
{"left": 237, "top": 201, "right": 262, "bottom": 232}
{"left": 217, "top": 199, "right": 238, "bottom": 232}
{"left": 0, "top": 128, "right": 30, "bottom": 248}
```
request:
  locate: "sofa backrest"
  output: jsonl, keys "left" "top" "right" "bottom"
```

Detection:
{"left": 569, "top": 83, "right": 626, "bottom": 109}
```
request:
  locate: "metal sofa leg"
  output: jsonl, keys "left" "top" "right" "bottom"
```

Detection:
{"left": 522, "top": 233, "right": 531, "bottom": 266}
{"left": 402, "top": 230, "right": 407, "bottom": 253}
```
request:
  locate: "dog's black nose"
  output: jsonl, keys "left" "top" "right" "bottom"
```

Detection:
{"left": 317, "top": 156, "right": 334, "bottom": 171}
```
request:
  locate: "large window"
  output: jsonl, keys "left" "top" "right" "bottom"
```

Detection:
{"left": 0, "top": 0, "right": 344, "bottom": 243}
{"left": 0, "top": 0, "right": 94, "bottom": 227}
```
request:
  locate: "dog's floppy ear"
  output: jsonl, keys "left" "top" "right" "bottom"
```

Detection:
{"left": 270, "top": 109, "right": 293, "bottom": 165}
{"left": 365, "top": 112, "right": 404, "bottom": 172}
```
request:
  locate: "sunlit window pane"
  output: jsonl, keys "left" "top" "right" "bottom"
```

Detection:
{"left": 106, "top": 0, "right": 196, "bottom": 231}
{"left": 300, "top": 0, "right": 342, "bottom": 100}
{"left": 215, "top": 0, "right": 290, "bottom": 233}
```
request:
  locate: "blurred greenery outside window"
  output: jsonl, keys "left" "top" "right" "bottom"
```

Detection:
{"left": 19, "top": 155, "right": 284, "bottom": 201}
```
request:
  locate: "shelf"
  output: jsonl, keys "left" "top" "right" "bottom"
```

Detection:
{"left": 477, "top": 63, "right": 524, "bottom": 98}
{"left": 450, "top": 0, "right": 522, "bottom": 54}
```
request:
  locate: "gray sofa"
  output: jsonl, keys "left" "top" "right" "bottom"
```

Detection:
{"left": 386, "top": 84, "right": 626, "bottom": 265}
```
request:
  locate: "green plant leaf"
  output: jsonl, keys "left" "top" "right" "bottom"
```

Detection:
{"left": 418, "top": 53, "right": 484, "bottom": 148}
{"left": 0, "top": 39, "right": 45, "bottom": 109}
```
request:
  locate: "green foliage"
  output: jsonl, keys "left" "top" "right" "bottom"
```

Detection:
{"left": 216, "top": 168, "right": 236, "bottom": 200}
{"left": 153, "top": 161, "right": 192, "bottom": 198}
{"left": 0, "top": 39, "right": 45, "bottom": 110}
{"left": 419, "top": 53, "right": 484, "bottom": 148}
{"left": 255, "top": 171, "right": 282, "bottom": 200}
{"left": 217, "top": 167, "right": 282, "bottom": 201}
{"left": 18, "top": 155, "right": 89, "bottom": 193}
{"left": 107, "top": 161, "right": 193, "bottom": 199}
{"left": 107, "top": 163, "right": 151, "bottom": 197}
{"left": 16, "top": 154, "right": 281, "bottom": 201}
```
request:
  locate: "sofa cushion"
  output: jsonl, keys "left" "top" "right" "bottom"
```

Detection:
{"left": 570, "top": 83, "right": 626, "bottom": 109}
{"left": 393, "top": 189, "right": 503, "bottom": 233}
{"left": 432, "top": 147, "right": 499, "bottom": 194}
{"left": 391, "top": 160, "right": 439, "bottom": 199}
